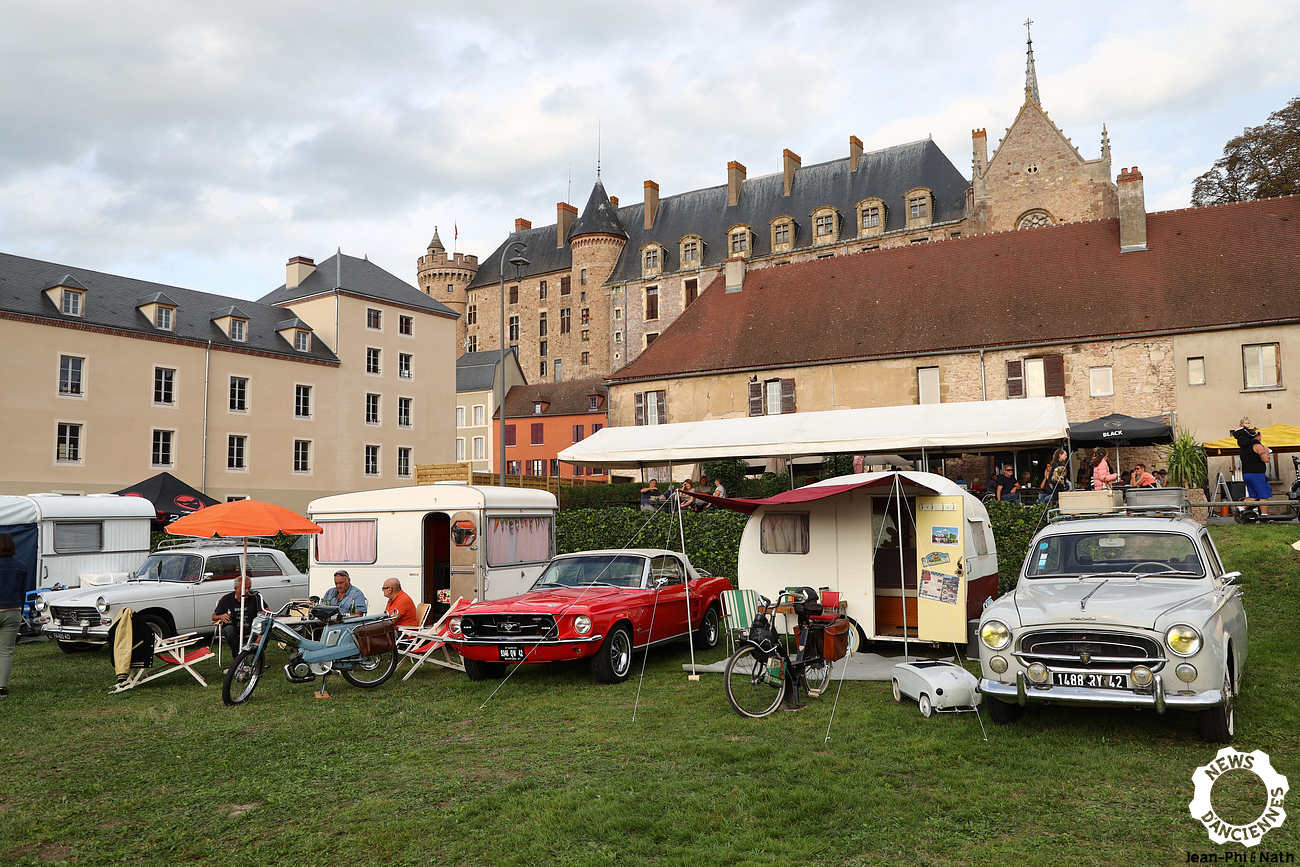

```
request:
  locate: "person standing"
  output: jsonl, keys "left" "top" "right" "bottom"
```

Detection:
{"left": 0, "top": 533, "right": 26, "bottom": 698}
{"left": 1240, "top": 427, "right": 1273, "bottom": 507}
{"left": 1090, "top": 448, "right": 1118, "bottom": 490}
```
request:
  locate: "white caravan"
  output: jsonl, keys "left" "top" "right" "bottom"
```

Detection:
{"left": 0, "top": 493, "right": 156, "bottom": 591}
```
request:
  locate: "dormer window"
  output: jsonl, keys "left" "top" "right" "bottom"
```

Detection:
{"left": 770, "top": 217, "right": 795, "bottom": 252}
{"left": 533, "top": 402, "right": 544, "bottom": 415}
{"left": 61, "top": 290, "right": 84, "bottom": 317}
{"left": 229, "top": 319, "right": 247, "bottom": 342}
{"left": 680, "top": 236, "right": 701, "bottom": 266}
{"left": 811, "top": 207, "right": 840, "bottom": 245}
{"left": 641, "top": 243, "right": 665, "bottom": 278}
{"left": 295, "top": 331, "right": 311, "bottom": 352}
{"left": 645, "top": 248, "right": 658, "bottom": 269}
{"left": 156, "top": 306, "right": 174, "bottom": 331}
{"left": 728, "top": 225, "right": 753, "bottom": 257}
{"left": 857, "top": 198, "right": 886, "bottom": 237}
{"left": 909, "top": 198, "right": 927, "bottom": 219}
{"left": 904, "top": 188, "right": 934, "bottom": 228}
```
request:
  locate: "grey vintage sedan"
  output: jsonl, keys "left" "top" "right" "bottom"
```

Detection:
{"left": 977, "top": 511, "right": 1247, "bottom": 742}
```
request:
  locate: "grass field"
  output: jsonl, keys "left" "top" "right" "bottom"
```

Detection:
{"left": 2, "top": 525, "right": 1297, "bottom": 866}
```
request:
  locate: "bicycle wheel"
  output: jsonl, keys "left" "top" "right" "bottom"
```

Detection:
{"left": 724, "top": 646, "right": 786, "bottom": 718}
{"left": 804, "top": 654, "right": 833, "bottom": 696}
{"left": 222, "top": 649, "right": 263, "bottom": 706}
{"left": 340, "top": 650, "right": 399, "bottom": 688}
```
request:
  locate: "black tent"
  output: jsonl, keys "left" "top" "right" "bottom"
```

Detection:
{"left": 1068, "top": 413, "right": 1173, "bottom": 447}
{"left": 111, "top": 472, "right": 219, "bottom": 526}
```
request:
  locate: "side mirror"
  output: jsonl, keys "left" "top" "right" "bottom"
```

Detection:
{"left": 204, "top": 572, "right": 215, "bottom": 579}
{"left": 653, "top": 575, "right": 669, "bottom": 588}
{"left": 1220, "top": 571, "right": 1241, "bottom": 586}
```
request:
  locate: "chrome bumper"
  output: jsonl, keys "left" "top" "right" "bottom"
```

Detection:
{"left": 42, "top": 623, "right": 110, "bottom": 643}
{"left": 979, "top": 674, "right": 1225, "bottom": 713}
{"left": 450, "top": 634, "right": 604, "bottom": 647}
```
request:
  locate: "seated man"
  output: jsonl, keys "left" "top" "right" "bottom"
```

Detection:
{"left": 381, "top": 578, "right": 419, "bottom": 629}
{"left": 639, "top": 479, "right": 662, "bottom": 512}
{"left": 212, "top": 576, "right": 263, "bottom": 656}
{"left": 323, "top": 570, "right": 367, "bottom": 616}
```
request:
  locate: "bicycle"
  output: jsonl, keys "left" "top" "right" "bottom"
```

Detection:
{"left": 723, "top": 587, "right": 849, "bottom": 718}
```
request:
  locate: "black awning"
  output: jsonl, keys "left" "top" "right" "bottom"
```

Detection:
{"left": 1068, "top": 413, "right": 1173, "bottom": 447}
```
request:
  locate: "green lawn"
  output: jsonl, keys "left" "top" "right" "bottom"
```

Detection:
{"left": 2, "top": 525, "right": 1297, "bottom": 866}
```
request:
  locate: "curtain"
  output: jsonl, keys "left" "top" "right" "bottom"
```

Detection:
{"left": 488, "top": 517, "right": 552, "bottom": 566}
{"left": 315, "top": 520, "right": 377, "bottom": 563}
{"left": 760, "top": 513, "right": 809, "bottom": 554}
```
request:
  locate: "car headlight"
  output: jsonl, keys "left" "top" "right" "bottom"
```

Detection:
{"left": 34, "top": 598, "right": 48, "bottom": 613}
{"left": 95, "top": 596, "right": 109, "bottom": 614}
{"left": 448, "top": 617, "right": 462, "bottom": 635}
{"left": 574, "top": 615, "right": 592, "bottom": 635}
{"left": 980, "top": 620, "right": 1012, "bottom": 651}
{"left": 1165, "top": 624, "right": 1202, "bottom": 657}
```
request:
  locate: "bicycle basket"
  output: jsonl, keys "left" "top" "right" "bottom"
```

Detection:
{"left": 823, "top": 617, "right": 851, "bottom": 662}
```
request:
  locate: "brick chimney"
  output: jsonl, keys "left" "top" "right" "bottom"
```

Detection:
{"left": 782, "top": 149, "right": 801, "bottom": 197}
{"left": 1117, "top": 167, "right": 1148, "bottom": 253}
{"left": 724, "top": 255, "right": 746, "bottom": 293}
{"left": 515, "top": 218, "right": 532, "bottom": 232}
{"left": 609, "top": 195, "right": 618, "bottom": 208}
{"left": 286, "top": 256, "right": 315, "bottom": 288}
{"left": 972, "top": 128, "right": 988, "bottom": 177}
{"left": 644, "top": 180, "right": 659, "bottom": 230}
{"left": 727, "top": 160, "right": 746, "bottom": 207}
{"left": 556, "top": 202, "right": 577, "bottom": 248}
{"left": 849, "top": 135, "right": 863, "bottom": 173}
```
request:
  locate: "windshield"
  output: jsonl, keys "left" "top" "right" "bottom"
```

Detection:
{"left": 136, "top": 553, "right": 204, "bottom": 583}
{"left": 1025, "top": 532, "right": 1205, "bottom": 579}
{"left": 531, "top": 555, "right": 647, "bottom": 590}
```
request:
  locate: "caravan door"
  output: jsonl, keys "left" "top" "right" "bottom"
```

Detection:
{"left": 914, "top": 496, "right": 968, "bottom": 643}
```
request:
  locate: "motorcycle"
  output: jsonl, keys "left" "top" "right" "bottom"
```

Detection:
{"left": 222, "top": 599, "right": 399, "bottom": 706}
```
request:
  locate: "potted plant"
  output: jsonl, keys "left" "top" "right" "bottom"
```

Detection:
{"left": 1163, "top": 427, "right": 1208, "bottom": 491}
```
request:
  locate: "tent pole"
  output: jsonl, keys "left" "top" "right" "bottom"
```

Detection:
{"left": 894, "top": 474, "right": 910, "bottom": 660}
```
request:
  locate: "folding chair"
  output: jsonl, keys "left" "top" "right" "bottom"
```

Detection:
{"left": 397, "top": 597, "right": 474, "bottom": 681}
{"left": 719, "top": 588, "right": 761, "bottom": 658}
{"left": 112, "top": 632, "right": 216, "bottom": 693}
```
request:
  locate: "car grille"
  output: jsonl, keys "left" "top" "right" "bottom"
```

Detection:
{"left": 462, "top": 613, "right": 558, "bottom": 640}
{"left": 50, "top": 606, "right": 103, "bottom": 628}
{"left": 1017, "top": 630, "right": 1164, "bottom": 670}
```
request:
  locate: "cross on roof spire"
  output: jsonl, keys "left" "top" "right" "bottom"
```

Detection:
{"left": 1024, "top": 18, "right": 1041, "bottom": 105}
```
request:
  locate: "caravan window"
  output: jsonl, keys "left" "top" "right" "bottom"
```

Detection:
{"left": 315, "top": 520, "right": 378, "bottom": 564}
{"left": 53, "top": 522, "right": 103, "bottom": 553}
{"left": 968, "top": 518, "right": 989, "bottom": 556}
{"left": 760, "top": 513, "right": 809, "bottom": 554}
{"left": 487, "top": 516, "right": 553, "bottom": 566}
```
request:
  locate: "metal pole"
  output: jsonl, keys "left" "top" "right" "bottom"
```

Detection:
{"left": 497, "top": 242, "right": 528, "bottom": 487}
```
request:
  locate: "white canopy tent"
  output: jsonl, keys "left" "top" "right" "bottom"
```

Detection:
{"left": 558, "top": 397, "right": 1070, "bottom": 469}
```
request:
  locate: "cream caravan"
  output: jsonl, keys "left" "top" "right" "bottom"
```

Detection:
{"left": 737, "top": 472, "right": 998, "bottom": 644}
{"left": 307, "top": 484, "right": 557, "bottom": 623}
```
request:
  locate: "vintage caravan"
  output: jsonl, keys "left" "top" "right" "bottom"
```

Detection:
{"left": 306, "top": 484, "right": 558, "bottom": 622}
{"left": 0, "top": 493, "right": 156, "bottom": 591}
{"left": 737, "top": 471, "right": 998, "bottom": 644}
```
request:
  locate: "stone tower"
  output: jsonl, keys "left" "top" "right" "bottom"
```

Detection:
{"left": 566, "top": 179, "right": 627, "bottom": 375}
{"left": 416, "top": 226, "right": 478, "bottom": 349}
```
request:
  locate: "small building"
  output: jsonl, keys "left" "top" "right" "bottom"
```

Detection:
{"left": 455, "top": 349, "right": 527, "bottom": 473}
{"left": 500, "top": 378, "right": 609, "bottom": 480}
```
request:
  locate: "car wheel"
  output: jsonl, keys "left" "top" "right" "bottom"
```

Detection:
{"left": 591, "top": 623, "right": 633, "bottom": 684}
{"left": 463, "top": 657, "right": 507, "bottom": 681}
{"left": 139, "top": 613, "right": 172, "bottom": 643}
{"left": 918, "top": 693, "right": 933, "bottom": 718}
{"left": 1198, "top": 669, "right": 1235, "bottom": 744}
{"left": 56, "top": 640, "right": 98, "bottom": 654}
{"left": 986, "top": 697, "right": 1024, "bottom": 725}
{"left": 891, "top": 678, "right": 902, "bottom": 702}
{"left": 692, "top": 604, "right": 720, "bottom": 650}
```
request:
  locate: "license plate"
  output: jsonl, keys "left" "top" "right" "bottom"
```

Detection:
{"left": 1053, "top": 671, "right": 1128, "bottom": 689}
{"left": 498, "top": 645, "right": 526, "bottom": 661}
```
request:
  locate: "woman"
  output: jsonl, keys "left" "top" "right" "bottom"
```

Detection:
{"left": 0, "top": 532, "right": 26, "bottom": 699}
{"left": 1041, "top": 447, "right": 1069, "bottom": 489}
{"left": 1130, "top": 463, "right": 1157, "bottom": 488}
{"left": 1041, "top": 466, "right": 1068, "bottom": 505}
{"left": 1091, "top": 447, "right": 1118, "bottom": 490}
{"left": 676, "top": 479, "right": 696, "bottom": 512}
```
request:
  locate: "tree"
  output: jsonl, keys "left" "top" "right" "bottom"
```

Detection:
{"left": 1191, "top": 96, "right": 1300, "bottom": 206}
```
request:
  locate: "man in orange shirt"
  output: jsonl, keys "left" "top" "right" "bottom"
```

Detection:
{"left": 381, "top": 578, "right": 419, "bottom": 629}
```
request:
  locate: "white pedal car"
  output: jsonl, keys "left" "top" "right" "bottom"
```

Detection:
{"left": 891, "top": 660, "right": 982, "bottom": 717}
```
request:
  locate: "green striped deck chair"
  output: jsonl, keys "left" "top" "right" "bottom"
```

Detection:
{"left": 719, "top": 588, "right": 762, "bottom": 658}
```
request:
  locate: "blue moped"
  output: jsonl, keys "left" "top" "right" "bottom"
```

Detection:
{"left": 222, "top": 600, "right": 399, "bottom": 705}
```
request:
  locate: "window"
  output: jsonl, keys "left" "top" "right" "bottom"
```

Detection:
{"left": 456, "top": 406, "right": 465, "bottom": 428}
{"left": 61, "top": 290, "right": 83, "bottom": 316}
{"left": 540, "top": 340, "right": 547, "bottom": 357}
{"left": 645, "top": 287, "right": 659, "bottom": 320}
{"left": 581, "top": 351, "right": 590, "bottom": 365}
{"left": 560, "top": 309, "right": 571, "bottom": 334}
{"left": 397, "top": 447, "right": 412, "bottom": 478}
{"left": 645, "top": 332, "right": 659, "bottom": 347}
{"left": 486, "top": 515, "right": 553, "bottom": 566}
{"left": 367, "top": 308, "right": 382, "bottom": 329}
{"left": 581, "top": 308, "right": 590, "bottom": 325}
{"left": 730, "top": 230, "right": 748, "bottom": 253}
{"left": 230, "top": 319, "right": 246, "bottom": 342}
{"left": 560, "top": 275, "right": 571, "bottom": 295}
{"left": 508, "top": 315, "right": 519, "bottom": 343}
{"left": 581, "top": 330, "right": 590, "bottom": 343}
{"left": 615, "top": 332, "right": 622, "bottom": 343}
{"left": 472, "top": 436, "right": 485, "bottom": 460}
{"left": 774, "top": 222, "right": 790, "bottom": 245}
{"left": 295, "top": 384, "right": 311, "bottom": 418}
{"left": 815, "top": 214, "right": 835, "bottom": 235}
{"left": 539, "top": 313, "right": 547, "bottom": 337}
{"left": 58, "top": 356, "right": 84, "bottom": 396}
{"left": 540, "top": 361, "right": 547, "bottom": 377}
{"left": 760, "top": 513, "right": 810, "bottom": 554}
{"left": 152, "top": 430, "right": 173, "bottom": 466}
{"left": 553, "top": 359, "right": 562, "bottom": 381}
{"left": 399, "top": 315, "right": 412, "bottom": 336}
{"left": 531, "top": 423, "right": 544, "bottom": 445}
{"left": 467, "top": 305, "right": 477, "bottom": 326}
{"left": 918, "top": 367, "right": 940, "bottom": 405}
{"left": 473, "top": 405, "right": 484, "bottom": 426}
{"left": 1188, "top": 357, "right": 1206, "bottom": 386}
{"left": 53, "top": 522, "right": 102, "bottom": 553}
{"left": 645, "top": 248, "right": 659, "bottom": 269}
{"left": 446, "top": 283, "right": 453, "bottom": 293}
{"left": 294, "top": 440, "right": 311, "bottom": 473}
{"left": 315, "top": 520, "right": 378, "bottom": 564}
{"left": 682, "top": 240, "right": 698, "bottom": 263}
{"left": 398, "top": 353, "right": 412, "bottom": 379}
{"left": 614, "top": 308, "right": 622, "bottom": 320}
{"left": 366, "top": 393, "right": 380, "bottom": 424}
{"left": 156, "top": 306, "right": 173, "bottom": 331}
{"left": 398, "top": 397, "right": 411, "bottom": 428}
{"left": 154, "top": 368, "right": 175, "bottom": 404}
{"left": 465, "top": 335, "right": 477, "bottom": 352}
{"left": 295, "top": 331, "right": 311, "bottom": 352}
{"left": 528, "top": 459, "right": 546, "bottom": 476}
{"left": 509, "top": 285, "right": 519, "bottom": 305}
{"left": 229, "top": 377, "right": 247, "bottom": 412}
{"left": 507, "top": 460, "right": 521, "bottom": 475}
{"left": 1006, "top": 355, "right": 1064, "bottom": 398}
{"left": 228, "top": 435, "right": 246, "bottom": 470}
{"left": 56, "top": 423, "right": 81, "bottom": 462}
{"left": 592, "top": 423, "right": 603, "bottom": 434}
{"left": 635, "top": 390, "right": 666, "bottom": 425}
{"left": 909, "top": 197, "right": 928, "bottom": 219}
{"left": 749, "top": 378, "right": 796, "bottom": 416}
{"left": 573, "top": 424, "right": 585, "bottom": 442}
{"left": 589, "top": 396, "right": 599, "bottom": 411}
{"left": 1243, "top": 343, "right": 1281, "bottom": 389}
{"left": 366, "top": 348, "right": 381, "bottom": 374}
{"left": 539, "top": 280, "right": 548, "bottom": 300}
{"left": 862, "top": 207, "right": 881, "bottom": 228}
{"left": 1089, "top": 366, "right": 1114, "bottom": 397}
{"left": 504, "top": 424, "right": 516, "bottom": 446}
{"left": 685, "top": 279, "right": 698, "bottom": 307}
{"left": 580, "top": 268, "right": 587, "bottom": 286}
{"left": 364, "top": 445, "right": 379, "bottom": 476}
{"left": 456, "top": 438, "right": 465, "bottom": 461}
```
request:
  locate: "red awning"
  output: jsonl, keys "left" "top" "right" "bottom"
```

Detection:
{"left": 688, "top": 474, "right": 945, "bottom": 515}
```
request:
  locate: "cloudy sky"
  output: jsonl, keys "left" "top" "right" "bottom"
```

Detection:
{"left": 2, "top": 0, "right": 1298, "bottom": 301}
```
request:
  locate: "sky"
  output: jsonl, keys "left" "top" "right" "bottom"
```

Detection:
{"left": 2, "top": 0, "right": 1298, "bottom": 302}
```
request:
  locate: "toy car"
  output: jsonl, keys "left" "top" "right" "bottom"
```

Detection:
{"left": 891, "top": 659, "right": 981, "bottom": 717}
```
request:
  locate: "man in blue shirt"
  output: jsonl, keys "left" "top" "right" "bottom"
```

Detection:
{"left": 323, "top": 570, "right": 367, "bottom": 616}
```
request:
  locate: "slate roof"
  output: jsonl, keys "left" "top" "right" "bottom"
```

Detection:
{"left": 503, "top": 376, "right": 607, "bottom": 417}
{"left": 0, "top": 251, "right": 340, "bottom": 362}
{"left": 567, "top": 179, "right": 626, "bottom": 239}
{"left": 456, "top": 348, "right": 518, "bottom": 392}
{"left": 608, "top": 195, "right": 1300, "bottom": 382}
{"left": 258, "top": 251, "right": 457, "bottom": 317}
{"left": 469, "top": 139, "right": 969, "bottom": 289}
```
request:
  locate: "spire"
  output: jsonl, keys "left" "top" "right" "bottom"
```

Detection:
{"left": 1101, "top": 124, "right": 1111, "bottom": 159}
{"left": 567, "top": 178, "right": 626, "bottom": 240}
{"left": 1024, "top": 18, "right": 1041, "bottom": 106}
{"left": 428, "top": 226, "right": 445, "bottom": 254}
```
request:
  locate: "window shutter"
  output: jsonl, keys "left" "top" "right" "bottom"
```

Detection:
{"left": 655, "top": 390, "right": 667, "bottom": 425}
{"left": 531, "top": 423, "right": 544, "bottom": 445}
{"left": 748, "top": 381, "right": 763, "bottom": 417}
{"left": 780, "top": 378, "right": 796, "bottom": 414}
{"left": 504, "top": 424, "right": 516, "bottom": 446}
{"left": 634, "top": 391, "right": 645, "bottom": 426}
{"left": 1043, "top": 354, "right": 1065, "bottom": 397}
{"left": 1006, "top": 359, "right": 1024, "bottom": 398}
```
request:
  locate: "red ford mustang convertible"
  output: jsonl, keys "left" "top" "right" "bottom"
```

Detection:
{"left": 448, "top": 549, "right": 731, "bottom": 683}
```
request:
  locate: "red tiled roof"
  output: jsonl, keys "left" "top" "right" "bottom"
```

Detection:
{"left": 609, "top": 196, "right": 1300, "bottom": 382}
{"left": 503, "top": 376, "right": 607, "bottom": 417}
